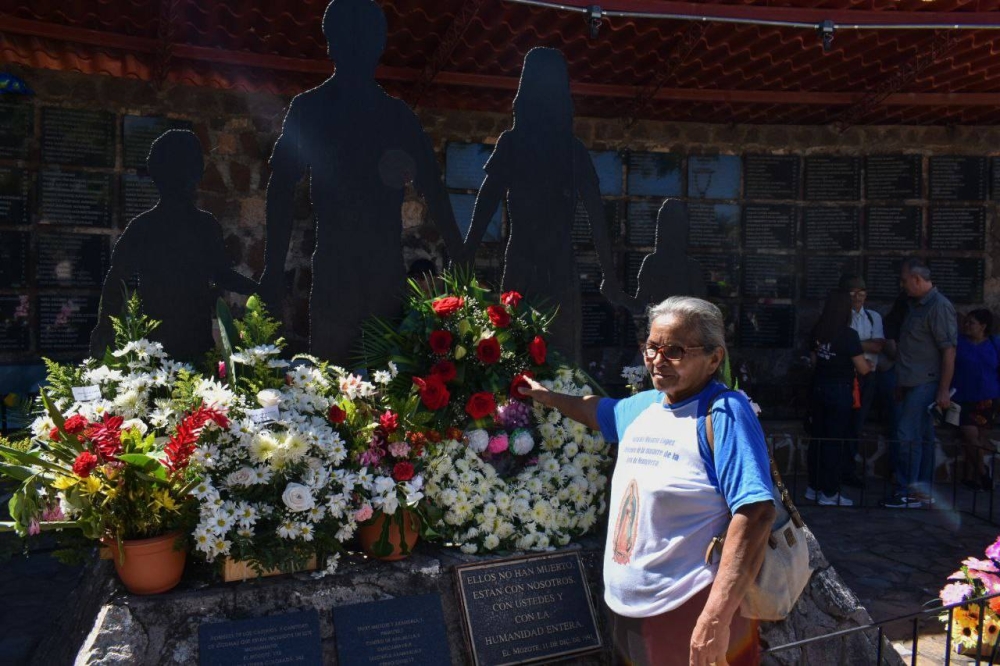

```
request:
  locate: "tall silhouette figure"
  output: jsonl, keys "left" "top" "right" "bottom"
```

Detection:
{"left": 90, "top": 130, "right": 257, "bottom": 360}
{"left": 260, "top": 0, "right": 463, "bottom": 364}
{"left": 459, "top": 47, "right": 623, "bottom": 362}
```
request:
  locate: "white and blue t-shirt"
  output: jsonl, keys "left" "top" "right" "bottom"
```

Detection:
{"left": 596, "top": 380, "right": 773, "bottom": 618}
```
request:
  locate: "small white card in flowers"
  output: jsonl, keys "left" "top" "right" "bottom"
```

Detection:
{"left": 71, "top": 386, "right": 102, "bottom": 402}
{"left": 247, "top": 405, "right": 280, "bottom": 425}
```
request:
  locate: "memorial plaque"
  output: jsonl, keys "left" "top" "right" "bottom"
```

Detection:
{"left": 744, "top": 154, "right": 799, "bottom": 200}
{"left": 804, "top": 255, "right": 862, "bottom": 300}
{"left": 36, "top": 233, "right": 109, "bottom": 288}
{"left": 865, "top": 155, "right": 921, "bottom": 200}
{"left": 446, "top": 142, "right": 493, "bottom": 190}
{"left": 38, "top": 295, "right": 100, "bottom": 352}
{"left": 743, "top": 204, "right": 796, "bottom": 250}
{"left": 333, "top": 594, "right": 451, "bottom": 666}
{"left": 0, "top": 167, "right": 30, "bottom": 225}
{"left": 0, "top": 231, "right": 29, "bottom": 288}
{"left": 865, "top": 206, "right": 921, "bottom": 251}
{"left": 688, "top": 203, "right": 741, "bottom": 249}
{"left": 624, "top": 251, "right": 645, "bottom": 295}
{"left": 992, "top": 157, "right": 1000, "bottom": 200}
{"left": 581, "top": 301, "right": 618, "bottom": 347}
{"left": 122, "top": 174, "right": 161, "bottom": 223}
{"left": 590, "top": 150, "right": 623, "bottom": 196}
{"left": 865, "top": 256, "right": 904, "bottom": 301}
{"left": 572, "top": 199, "right": 620, "bottom": 245}
{"left": 577, "top": 252, "right": 604, "bottom": 295}
{"left": 455, "top": 551, "right": 602, "bottom": 666}
{"left": 626, "top": 200, "right": 659, "bottom": 246}
{"left": 741, "top": 254, "right": 795, "bottom": 299}
{"left": 41, "top": 107, "right": 114, "bottom": 168}
{"left": 626, "top": 151, "right": 682, "bottom": 197}
{"left": 928, "top": 257, "right": 984, "bottom": 303}
{"left": 690, "top": 252, "right": 740, "bottom": 299}
{"left": 929, "top": 156, "right": 988, "bottom": 201}
{"left": 804, "top": 156, "right": 861, "bottom": 201}
{"left": 39, "top": 170, "right": 113, "bottom": 227}
{"left": 0, "top": 295, "right": 30, "bottom": 352}
{"left": 739, "top": 304, "right": 795, "bottom": 348}
{"left": 451, "top": 192, "right": 503, "bottom": 242}
{"left": 928, "top": 207, "right": 985, "bottom": 251}
{"left": 199, "top": 609, "right": 322, "bottom": 666}
{"left": 0, "top": 100, "right": 33, "bottom": 160}
{"left": 122, "top": 115, "right": 193, "bottom": 169}
{"left": 803, "top": 206, "right": 860, "bottom": 252}
{"left": 687, "top": 155, "right": 741, "bottom": 200}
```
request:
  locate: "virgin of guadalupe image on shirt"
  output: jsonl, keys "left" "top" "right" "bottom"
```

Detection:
{"left": 612, "top": 478, "right": 640, "bottom": 565}
{"left": 458, "top": 47, "right": 625, "bottom": 363}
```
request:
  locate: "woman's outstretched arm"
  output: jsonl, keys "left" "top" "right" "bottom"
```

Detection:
{"left": 517, "top": 375, "right": 602, "bottom": 431}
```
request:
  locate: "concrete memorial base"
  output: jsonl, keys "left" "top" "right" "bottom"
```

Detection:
{"left": 37, "top": 534, "right": 902, "bottom": 666}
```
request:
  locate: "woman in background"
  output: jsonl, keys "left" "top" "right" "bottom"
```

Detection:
{"left": 952, "top": 309, "right": 1000, "bottom": 490}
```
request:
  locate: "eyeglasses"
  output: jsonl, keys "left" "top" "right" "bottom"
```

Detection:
{"left": 641, "top": 342, "right": 705, "bottom": 361}
{"left": 849, "top": 289, "right": 867, "bottom": 297}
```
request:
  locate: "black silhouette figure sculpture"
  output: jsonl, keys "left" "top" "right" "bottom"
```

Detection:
{"left": 459, "top": 47, "right": 624, "bottom": 362}
{"left": 618, "top": 200, "right": 707, "bottom": 314}
{"left": 90, "top": 130, "right": 257, "bottom": 360}
{"left": 260, "top": 0, "right": 463, "bottom": 364}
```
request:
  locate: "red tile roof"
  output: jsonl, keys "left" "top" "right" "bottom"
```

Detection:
{"left": 2, "top": 0, "right": 1000, "bottom": 124}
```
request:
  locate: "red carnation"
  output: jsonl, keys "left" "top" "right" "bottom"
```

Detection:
{"left": 49, "top": 427, "right": 60, "bottom": 442}
{"left": 500, "top": 291, "right": 523, "bottom": 308}
{"left": 412, "top": 376, "right": 450, "bottom": 411}
{"left": 429, "top": 330, "right": 453, "bottom": 355}
{"left": 445, "top": 427, "right": 463, "bottom": 441}
{"left": 392, "top": 461, "right": 415, "bottom": 482}
{"left": 510, "top": 371, "right": 535, "bottom": 401}
{"left": 487, "top": 305, "right": 511, "bottom": 329}
{"left": 379, "top": 410, "right": 399, "bottom": 433}
{"left": 328, "top": 404, "right": 347, "bottom": 424}
{"left": 431, "top": 296, "right": 465, "bottom": 317}
{"left": 72, "top": 451, "right": 99, "bottom": 478}
{"left": 430, "top": 360, "right": 457, "bottom": 383}
{"left": 63, "top": 415, "right": 89, "bottom": 434}
{"left": 529, "top": 335, "right": 547, "bottom": 365}
{"left": 465, "top": 392, "right": 497, "bottom": 420}
{"left": 477, "top": 337, "right": 502, "bottom": 365}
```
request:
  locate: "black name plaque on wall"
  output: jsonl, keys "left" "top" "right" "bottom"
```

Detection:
{"left": 41, "top": 107, "right": 115, "bottom": 168}
{"left": 122, "top": 115, "right": 194, "bottom": 170}
{"left": 0, "top": 296, "right": 30, "bottom": 352}
{"left": 865, "top": 256, "right": 905, "bottom": 301}
{"left": 744, "top": 154, "right": 799, "bottom": 200}
{"left": 122, "top": 174, "right": 161, "bottom": 223}
{"left": 0, "top": 167, "right": 30, "bottom": 225}
{"left": 39, "top": 170, "right": 113, "bottom": 227}
{"left": 38, "top": 295, "right": 100, "bottom": 352}
{"left": 573, "top": 199, "right": 620, "bottom": 246}
{"left": 0, "top": 101, "right": 33, "bottom": 160}
{"left": 455, "top": 551, "right": 602, "bottom": 666}
{"left": 581, "top": 301, "right": 619, "bottom": 347}
{"left": 739, "top": 304, "right": 796, "bottom": 348}
{"left": 36, "top": 233, "right": 109, "bottom": 288}
{"left": 802, "top": 206, "right": 860, "bottom": 252}
{"left": 0, "top": 231, "right": 29, "bottom": 288}
{"left": 741, "top": 254, "right": 795, "bottom": 299}
{"left": 626, "top": 200, "right": 660, "bottom": 246}
{"left": 687, "top": 155, "right": 741, "bottom": 200}
{"left": 690, "top": 252, "right": 740, "bottom": 299}
{"left": 929, "top": 156, "right": 988, "bottom": 201}
{"left": 333, "top": 594, "right": 451, "bottom": 666}
{"left": 928, "top": 207, "right": 985, "bottom": 252}
{"left": 865, "top": 155, "right": 921, "bottom": 200}
{"left": 577, "top": 252, "right": 604, "bottom": 295}
{"left": 626, "top": 152, "right": 682, "bottom": 197}
{"left": 804, "top": 156, "right": 861, "bottom": 201}
{"left": 865, "top": 206, "right": 921, "bottom": 251}
{"left": 992, "top": 157, "right": 1000, "bottom": 201}
{"left": 804, "top": 255, "right": 861, "bottom": 300}
{"left": 624, "top": 251, "right": 644, "bottom": 296}
{"left": 688, "top": 203, "right": 741, "bottom": 249}
{"left": 743, "top": 205, "right": 796, "bottom": 250}
{"left": 199, "top": 610, "right": 322, "bottom": 666}
{"left": 929, "top": 257, "right": 984, "bottom": 304}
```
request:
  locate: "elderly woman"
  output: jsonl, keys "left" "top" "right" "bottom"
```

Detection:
{"left": 519, "top": 296, "right": 775, "bottom": 666}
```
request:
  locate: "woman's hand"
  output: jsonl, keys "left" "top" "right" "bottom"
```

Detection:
{"left": 517, "top": 376, "right": 551, "bottom": 406}
{"left": 690, "top": 612, "right": 730, "bottom": 666}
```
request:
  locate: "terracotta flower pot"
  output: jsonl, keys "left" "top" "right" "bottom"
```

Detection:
{"left": 357, "top": 509, "right": 420, "bottom": 561}
{"left": 108, "top": 531, "right": 187, "bottom": 594}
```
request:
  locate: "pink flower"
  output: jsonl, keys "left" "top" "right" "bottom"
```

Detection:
{"left": 487, "top": 434, "right": 509, "bottom": 454}
{"left": 218, "top": 361, "right": 227, "bottom": 379}
{"left": 986, "top": 537, "right": 1000, "bottom": 562}
{"left": 388, "top": 441, "right": 411, "bottom": 459}
{"left": 28, "top": 520, "right": 40, "bottom": 536}
{"left": 947, "top": 570, "right": 967, "bottom": 581}
{"left": 963, "top": 557, "right": 999, "bottom": 573}
{"left": 354, "top": 504, "right": 374, "bottom": 523}
{"left": 41, "top": 505, "right": 65, "bottom": 522}
{"left": 359, "top": 448, "right": 383, "bottom": 466}
{"left": 941, "top": 582, "right": 974, "bottom": 606}
{"left": 969, "top": 571, "right": 1000, "bottom": 592}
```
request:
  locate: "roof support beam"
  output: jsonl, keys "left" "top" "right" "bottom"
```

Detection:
{"left": 410, "top": 0, "right": 485, "bottom": 107}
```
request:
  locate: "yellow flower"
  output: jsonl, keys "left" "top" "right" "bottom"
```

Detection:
{"left": 83, "top": 476, "right": 103, "bottom": 495}
{"left": 154, "top": 489, "right": 178, "bottom": 512}
{"left": 52, "top": 475, "right": 78, "bottom": 490}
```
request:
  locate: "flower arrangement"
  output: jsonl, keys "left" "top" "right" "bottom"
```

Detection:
{"left": 938, "top": 536, "right": 1000, "bottom": 652}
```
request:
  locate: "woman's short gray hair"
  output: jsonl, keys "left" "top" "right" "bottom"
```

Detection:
{"left": 647, "top": 296, "right": 728, "bottom": 375}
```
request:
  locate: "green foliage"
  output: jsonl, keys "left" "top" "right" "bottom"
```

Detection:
{"left": 40, "top": 357, "right": 87, "bottom": 404}
{"left": 111, "top": 291, "right": 160, "bottom": 351}
{"left": 236, "top": 295, "right": 283, "bottom": 348}
{"left": 220, "top": 295, "right": 287, "bottom": 396}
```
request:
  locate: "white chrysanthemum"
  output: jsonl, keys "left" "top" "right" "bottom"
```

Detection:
{"left": 464, "top": 429, "right": 489, "bottom": 454}
{"left": 249, "top": 432, "right": 279, "bottom": 463}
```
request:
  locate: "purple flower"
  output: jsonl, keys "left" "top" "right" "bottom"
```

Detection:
{"left": 496, "top": 400, "right": 531, "bottom": 430}
{"left": 941, "top": 582, "right": 974, "bottom": 606}
{"left": 359, "top": 448, "right": 383, "bottom": 466}
{"left": 963, "top": 557, "right": 999, "bottom": 573}
{"left": 986, "top": 537, "right": 1000, "bottom": 562}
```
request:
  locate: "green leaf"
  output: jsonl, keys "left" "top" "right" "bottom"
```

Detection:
{"left": 216, "top": 297, "right": 238, "bottom": 386}
{"left": 0, "top": 445, "right": 73, "bottom": 475}
{"left": 117, "top": 453, "right": 163, "bottom": 473}
{"left": 0, "top": 462, "right": 36, "bottom": 482}
{"left": 39, "top": 390, "right": 65, "bottom": 431}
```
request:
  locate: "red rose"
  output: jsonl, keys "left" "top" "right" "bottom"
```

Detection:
{"left": 328, "top": 404, "right": 347, "bottom": 424}
{"left": 413, "top": 376, "right": 450, "bottom": 410}
{"left": 392, "top": 461, "right": 415, "bottom": 482}
{"left": 72, "top": 451, "right": 99, "bottom": 478}
{"left": 430, "top": 360, "right": 457, "bottom": 383}
{"left": 476, "top": 337, "right": 502, "bottom": 364}
{"left": 510, "top": 371, "right": 534, "bottom": 401}
{"left": 379, "top": 410, "right": 399, "bottom": 433}
{"left": 500, "top": 291, "right": 523, "bottom": 308}
{"left": 529, "top": 335, "right": 547, "bottom": 365}
{"left": 63, "top": 415, "right": 89, "bottom": 434}
{"left": 429, "top": 330, "right": 453, "bottom": 355}
{"left": 431, "top": 296, "right": 465, "bottom": 317}
{"left": 487, "top": 305, "right": 511, "bottom": 329}
{"left": 465, "top": 392, "right": 497, "bottom": 420}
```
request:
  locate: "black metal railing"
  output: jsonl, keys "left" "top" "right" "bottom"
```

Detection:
{"left": 764, "top": 591, "right": 1000, "bottom": 665}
